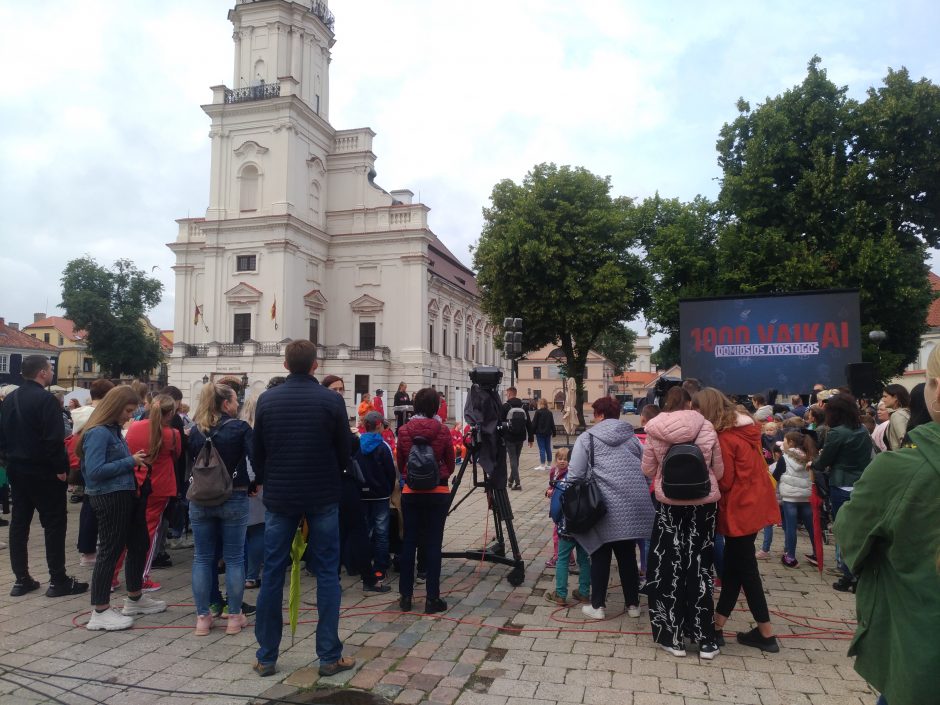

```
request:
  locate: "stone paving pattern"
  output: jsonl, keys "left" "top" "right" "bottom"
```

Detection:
{"left": 0, "top": 445, "right": 874, "bottom": 704}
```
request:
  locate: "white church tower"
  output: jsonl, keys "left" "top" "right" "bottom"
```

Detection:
{"left": 169, "top": 0, "right": 508, "bottom": 414}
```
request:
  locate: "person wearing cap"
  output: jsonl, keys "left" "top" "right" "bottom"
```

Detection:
{"left": 355, "top": 411, "right": 396, "bottom": 586}
{"left": 372, "top": 390, "right": 385, "bottom": 419}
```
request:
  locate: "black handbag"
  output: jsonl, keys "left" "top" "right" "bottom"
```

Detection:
{"left": 138, "top": 462, "right": 153, "bottom": 502}
{"left": 561, "top": 434, "right": 607, "bottom": 533}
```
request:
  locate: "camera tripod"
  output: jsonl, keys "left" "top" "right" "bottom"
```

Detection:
{"left": 441, "top": 438, "right": 526, "bottom": 586}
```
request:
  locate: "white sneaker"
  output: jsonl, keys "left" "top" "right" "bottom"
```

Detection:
{"left": 535, "top": 465, "right": 544, "bottom": 471}
{"left": 122, "top": 594, "right": 167, "bottom": 616}
{"left": 627, "top": 604, "right": 641, "bottom": 618}
{"left": 79, "top": 553, "right": 96, "bottom": 567}
{"left": 87, "top": 608, "right": 134, "bottom": 631}
{"left": 581, "top": 605, "right": 606, "bottom": 620}
{"left": 660, "top": 644, "right": 687, "bottom": 657}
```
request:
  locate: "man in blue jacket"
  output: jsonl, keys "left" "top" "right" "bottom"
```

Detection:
{"left": 0, "top": 355, "right": 87, "bottom": 598}
{"left": 251, "top": 340, "right": 355, "bottom": 678}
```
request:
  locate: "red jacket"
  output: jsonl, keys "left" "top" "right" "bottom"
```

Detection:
{"left": 396, "top": 417, "right": 454, "bottom": 489}
{"left": 125, "top": 421, "right": 181, "bottom": 498}
{"left": 716, "top": 415, "right": 780, "bottom": 537}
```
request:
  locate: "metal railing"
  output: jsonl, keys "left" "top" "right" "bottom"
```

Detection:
{"left": 185, "top": 344, "right": 208, "bottom": 358}
{"left": 219, "top": 343, "right": 244, "bottom": 356}
{"left": 224, "top": 83, "right": 280, "bottom": 104}
{"left": 256, "top": 342, "right": 280, "bottom": 356}
{"left": 310, "top": 0, "right": 335, "bottom": 30}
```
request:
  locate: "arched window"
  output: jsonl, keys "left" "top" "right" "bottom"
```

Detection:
{"left": 240, "top": 164, "right": 259, "bottom": 212}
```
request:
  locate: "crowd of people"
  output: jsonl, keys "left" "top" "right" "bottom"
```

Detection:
{"left": 1, "top": 345, "right": 938, "bottom": 704}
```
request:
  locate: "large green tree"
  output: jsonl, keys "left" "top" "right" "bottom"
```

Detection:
{"left": 60, "top": 257, "right": 164, "bottom": 378}
{"left": 473, "top": 163, "right": 649, "bottom": 425}
{"left": 593, "top": 324, "right": 638, "bottom": 375}
{"left": 713, "top": 58, "right": 937, "bottom": 381}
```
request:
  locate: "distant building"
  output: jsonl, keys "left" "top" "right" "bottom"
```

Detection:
{"left": 896, "top": 271, "right": 940, "bottom": 390}
{"left": 167, "top": 0, "right": 508, "bottom": 415}
{"left": 631, "top": 334, "right": 654, "bottom": 373}
{"left": 0, "top": 316, "right": 60, "bottom": 386}
{"left": 514, "top": 343, "right": 616, "bottom": 409}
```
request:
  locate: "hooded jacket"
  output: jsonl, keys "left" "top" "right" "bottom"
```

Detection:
{"left": 566, "top": 418, "right": 655, "bottom": 555}
{"left": 641, "top": 410, "right": 723, "bottom": 506}
{"left": 778, "top": 447, "right": 812, "bottom": 503}
{"left": 356, "top": 432, "right": 396, "bottom": 499}
{"left": 715, "top": 414, "right": 781, "bottom": 537}
{"left": 833, "top": 422, "right": 940, "bottom": 705}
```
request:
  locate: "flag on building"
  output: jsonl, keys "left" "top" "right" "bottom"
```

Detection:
{"left": 271, "top": 296, "right": 278, "bottom": 330}
{"left": 193, "top": 303, "right": 202, "bottom": 325}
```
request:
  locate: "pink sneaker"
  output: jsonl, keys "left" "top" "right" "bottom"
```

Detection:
{"left": 141, "top": 579, "right": 161, "bottom": 592}
{"left": 225, "top": 612, "right": 248, "bottom": 635}
{"left": 755, "top": 550, "right": 770, "bottom": 560}
{"left": 544, "top": 557, "right": 557, "bottom": 568}
{"left": 194, "top": 615, "right": 213, "bottom": 636}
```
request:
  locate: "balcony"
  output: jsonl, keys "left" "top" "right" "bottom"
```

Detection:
{"left": 224, "top": 83, "right": 280, "bottom": 104}
{"left": 177, "top": 341, "right": 391, "bottom": 362}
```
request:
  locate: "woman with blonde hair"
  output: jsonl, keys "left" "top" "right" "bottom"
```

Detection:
{"left": 188, "top": 383, "right": 253, "bottom": 636}
{"left": 692, "top": 388, "right": 780, "bottom": 653}
{"left": 119, "top": 394, "right": 181, "bottom": 592}
{"left": 834, "top": 346, "right": 940, "bottom": 705}
{"left": 78, "top": 386, "right": 167, "bottom": 631}
{"left": 532, "top": 397, "right": 556, "bottom": 470}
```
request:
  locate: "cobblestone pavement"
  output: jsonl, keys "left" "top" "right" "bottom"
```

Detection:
{"left": 0, "top": 445, "right": 874, "bottom": 704}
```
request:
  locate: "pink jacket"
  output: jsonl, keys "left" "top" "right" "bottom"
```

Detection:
{"left": 641, "top": 410, "right": 724, "bottom": 506}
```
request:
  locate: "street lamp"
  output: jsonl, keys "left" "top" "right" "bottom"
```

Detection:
{"left": 869, "top": 330, "right": 886, "bottom": 387}
{"left": 239, "top": 372, "right": 249, "bottom": 404}
{"left": 202, "top": 374, "right": 209, "bottom": 384}
{"left": 503, "top": 317, "right": 523, "bottom": 387}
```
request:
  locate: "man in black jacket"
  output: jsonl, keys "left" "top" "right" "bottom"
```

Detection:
{"left": 252, "top": 340, "right": 355, "bottom": 678}
{"left": 0, "top": 355, "right": 87, "bottom": 598}
{"left": 501, "top": 387, "right": 533, "bottom": 491}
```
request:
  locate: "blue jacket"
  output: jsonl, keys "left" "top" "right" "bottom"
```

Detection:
{"left": 356, "top": 433, "right": 396, "bottom": 499}
{"left": 81, "top": 424, "right": 136, "bottom": 495}
{"left": 253, "top": 374, "right": 352, "bottom": 513}
{"left": 188, "top": 415, "right": 253, "bottom": 488}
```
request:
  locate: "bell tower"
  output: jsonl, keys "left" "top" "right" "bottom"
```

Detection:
{"left": 229, "top": 0, "right": 334, "bottom": 117}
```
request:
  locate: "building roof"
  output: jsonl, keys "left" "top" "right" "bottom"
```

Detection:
{"left": 0, "top": 317, "right": 60, "bottom": 352}
{"left": 23, "top": 316, "right": 86, "bottom": 342}
{"left": 428, "top": 236, "right": 480, "bottom": 297}
{"left": 928, "top": 272, "right": 940, "bottom": 327}
{"left": 613, "top": 370, "right": 659, "bottom": 385}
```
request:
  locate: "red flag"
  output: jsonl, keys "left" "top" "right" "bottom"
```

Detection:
{"left": 193, "top": 304, "right": 202, "bottom": 326}
{"left": 270, "top": 296, "right": 277, "bottom": 321}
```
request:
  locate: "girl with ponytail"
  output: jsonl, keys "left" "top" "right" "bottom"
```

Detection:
{"left": 124, "top": 394, "right": 181, "bottom": 591}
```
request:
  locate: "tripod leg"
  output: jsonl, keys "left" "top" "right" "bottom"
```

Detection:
{"left": 491, "top": 487, "right": 522, "bottom": 562}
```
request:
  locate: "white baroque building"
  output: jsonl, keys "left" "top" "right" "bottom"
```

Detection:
{"left": 168, "top": 0, "right": 508, "bottom": 415}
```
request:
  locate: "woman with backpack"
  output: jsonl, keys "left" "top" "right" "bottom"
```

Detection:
{"left": 77, "top": 385, "right": 167, "bottom": 631}
{"left": 187, "top": 383, "right": 253, "bottom": 636}
{"left": 532, "top": 397, "right": 556, "bottom": 471}
{"left": 641, "top": 389, "right": 724, "bottom": 658}
{"left": 692, "top": 388, "right": 781, "bottom": 654}
{"left": 395, "top": 387, "right": 455, "bottom": 615}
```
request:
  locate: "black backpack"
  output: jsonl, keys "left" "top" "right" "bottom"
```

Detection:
{"left": 506, "top": 406, "right": 527, "bottom": 437}
{"left": 406, "top": 436, "right": 439, "bottom": 490}
{"left": 661, "top": 443, "right": 711, "bottom": 500}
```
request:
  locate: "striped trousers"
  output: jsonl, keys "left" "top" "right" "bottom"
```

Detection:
{"left": 88, "top": 491, "right": 149, "bottom": 605}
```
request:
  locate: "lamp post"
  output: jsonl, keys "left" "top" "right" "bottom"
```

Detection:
{"left": 869, "top": 330, "right": 886, "bottom": 389}
{"left": 202, "top": 374, "right": 209, "bottom": 385}
{"left": 503, "top": 317, "right": 523, "bottom": 387}
{"left": 240, "top": 372, "right": 249, "bottom": 404}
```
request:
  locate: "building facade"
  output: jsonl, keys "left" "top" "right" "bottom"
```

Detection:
{"left": 0, "top": 317, "right": 60, "bottom": 386}
{"left": 514, "top": 343, "right": 616, "bottom": 409}
{"left": 168, "top": 0, "right": 507, "bottom": 416}
{"left": 894, "top": 271, "right": 940, "bottom": 390}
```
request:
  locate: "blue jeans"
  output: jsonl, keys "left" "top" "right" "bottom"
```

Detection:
{"left": 830, "top": 486, "right": 854, "bottom": 579}
{"left": 761, "top": 524, "right": 775, "bottom": 552}
{"left": 255, "top": 504, "right": 341, "bottom": 666}
{"left": 536, "top": 434, "right": 553, "bottom": 465}
{"left": 245, "top": 523, "right": 265, "bottom": 582}
{"left": 362, "top": 500, "right": 390, "bottom": 573}
{"left": 781, "top": 501, "right": 816, "bottom": 559}
{"left": 556, "top": 536, "right": 590, "bottom": 599}
{"left": 190, "top": 491, "right": 248, "bottom": 617}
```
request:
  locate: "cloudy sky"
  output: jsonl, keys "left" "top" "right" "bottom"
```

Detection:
{"left": 1, "top": 0, "right": 938, "bottom": 335}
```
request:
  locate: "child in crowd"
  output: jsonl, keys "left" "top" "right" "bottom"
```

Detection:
{"left": 774, "top": 431, "right": 819, "bottom": 568}
{"left": 756, "top": 421, "right": 783, "bottom": 559}
{"left": 544, "top": 447, "right": 590, "bottom": 605}
{"left": 544, "top": 448, "right": 576, "bottom": 571}
{"left": 451, "top": 421, "right": 468, "bottom": 464}
{"left": 381, "top": 420, "right": 397, "bottom": 457}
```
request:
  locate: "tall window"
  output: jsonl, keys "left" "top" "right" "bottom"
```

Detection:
{"left": 442, "top": 326, "right": 448, "bottom": 356}
{"left": 454, "top": 330, "right": 459, "bottom": 359}
{"left": 309, "top": 318, "right": 319, "bottom": 346}
{"left": 240, "top": 165, "right": 259, "bottom": 212}
{"left": 533, "top": 366, "right": 542, "bottom": 380}
{"left": 58, "top": 335, "right": 64, "bottom": 346}
{"left": 0, "top": 354, "right": 7, "bottom": 373}
{"left": 82, "top": 357, "right": 94, "bottom": 373}
{"left": 359, "top": 321, "right": 376, "bottom": 350}
{"left": 43, "top": 333, "right": 50, "bottom": 343}
{"left": 354, "top": 375, "right": 369, "bottom": 402}
{"left": 233, "top": 313, "right": 251, "bottom": 344}
{"left": 236, "top": 255, "right": 257, "bottom": 272}
{"left": 429, "top": 323, "right": 435, "bottom": 353}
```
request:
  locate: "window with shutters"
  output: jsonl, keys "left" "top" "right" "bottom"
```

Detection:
{"left": 233, "top": 313, "right": 251, "bottom": 344}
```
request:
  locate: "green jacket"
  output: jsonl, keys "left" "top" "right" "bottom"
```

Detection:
{"left": 814, "top": 424, "right": 872, "bottom": 487}
{"left": 833, "top": 422, "right": 940, "bottom": 705}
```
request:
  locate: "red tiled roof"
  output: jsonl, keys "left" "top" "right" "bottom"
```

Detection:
{"left": 927, "top": 272, "right": 940, "bottom": 327}
{"left": 613, "top": 371, "right": 659, "bottom": 385}
{"left": 428, "top": 237, "right": 480, "bottom": 297}
{"left": 23, "top": 316, "right": 86, "bottom": 341}
{"left": 0, "top": 318, "right": 60, "bottom": 352}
